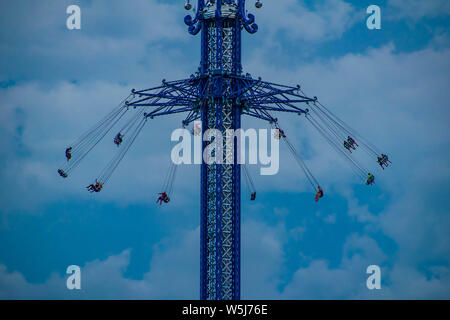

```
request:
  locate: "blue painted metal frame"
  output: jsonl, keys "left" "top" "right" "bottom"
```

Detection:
{"left": 126, "top": 0, "right": 317, "bottom": 300}
{"left": 126, "top": 75, "right": 314, "bottom": 123}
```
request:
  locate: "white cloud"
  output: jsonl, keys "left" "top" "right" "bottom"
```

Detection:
{"left": 252, "top": 0, "right": 358, "bottom": 45}
{"left": 387, "top": 0, "right": 450, "bottom": 20}
{"left": 241, "top": 219, "right": 286, "bottom": 299}
{"left": 0, "top": 0, "right": 192, "bottom": 84}
{"left": 0, "top": 220, "right": 286, "bottom": 299}
{"left": 0, "top": 227, "right": 199, "bottom": 299}
{"left": 281, "top": 234, "right": 386, "bottom": 299}
{"left": 280, "top": 233, "right": 450, "bottom": 299}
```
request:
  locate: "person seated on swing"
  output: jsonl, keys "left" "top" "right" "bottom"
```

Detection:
{"left": 87, "top": 183, "right": 96, "bottom": 193}
{"left": 157, "top": 192, "right": 170, "bottom": 205}
{"left": 193, "top": 122, "right": 202, "bottom": 136}
{"left": 278, "top": 128, "right": 286, "bottom": 139}
{"left": 381, "top": 154, "right": 391, "bottom": 166}
{"left": 65, "top": 147, "right": 72, "bottom": 161}
{"left": 87, "top": 179, "right": 103, "bottom": 193}
{"left": 315, "top": 186, "right": 324, "bottom": 202}
{"left": 347, "top": 136, "right": 358, "bottom": 149}
{"left": 274, "top": 127, "right": 286, "bottom": 140}
{"left": 58, "top": 169, "right": 68, "bottom": 178}
{"left": 377, "top": 156, "right": 385, "bottom": 170}
{"left": 96, "top": 180, "right": 104, "bottom": 192}
{"left": 366, "top": 173, "right": 375, "bottom": 185}
{"left": 343, "top": 141, "right": 353, "bottom": 153}
{"left": 250, "top": 192, "right": 256, "bottom": 201}
{"left": 114, "top": 132, "right": 124, "bottom": 146}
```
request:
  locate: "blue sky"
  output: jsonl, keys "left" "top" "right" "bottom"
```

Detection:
{"left": 0, "top": 0, "right": 449, "bottom": 299}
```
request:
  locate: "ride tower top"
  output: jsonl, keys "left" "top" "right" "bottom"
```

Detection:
{"left": 184, "top": 0, "right": 262, "bottom": 75}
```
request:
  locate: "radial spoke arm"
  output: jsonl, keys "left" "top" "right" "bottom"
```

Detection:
{"left": 228, "top": 76, "right": 316, "bottom": 117}
{"left": 145, "top": 106, "right": 198, "bottom": 119}
{"left": 246, "top": 104, "right": 306, "bottom": 114}
{"left": 126, "top": 78, "right": 202, "bottom": 118}
{"left": 182, "top": 109, "right": 202, "bottom": 127}
{"left": 241, "top": 108, "right": 277, "bottom": 123}
{"left": 247, "top": 82, "right": 314, "bottom": 105}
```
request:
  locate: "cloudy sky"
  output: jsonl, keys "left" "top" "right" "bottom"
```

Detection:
{"left": 0, "top": 0, "right": 449, "bottom": 299}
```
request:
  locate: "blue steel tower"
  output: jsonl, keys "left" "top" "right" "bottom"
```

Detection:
{"left": 124, "top": 0, "right": 315, "bottom": 300}
{"left": 187, "top": 0, "right": 251, "bottom": 300}
{"left": 183, "top": 0, "right": 314, "bottom": 300}
{"left": 194, "top": 0, "right": 249, "bottom": 301}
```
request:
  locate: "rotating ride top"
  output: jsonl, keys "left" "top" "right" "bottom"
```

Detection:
{"left": 58, "top": 0, "right": 391, "bottom": 300}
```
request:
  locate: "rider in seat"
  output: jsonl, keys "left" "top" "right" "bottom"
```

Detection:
{"left": 381, "top": 154, "right": 391, "bottom": 167}
{"left": 114, "top": 133, "right": 124, "bottom": 146}
{"left": 377, "top": 154, "right": 391, "bottom": 169}
{"left": 87, "top": 183, "right": 95, "bottom": 193}
{"left": 65, "top": 147, "right": 72, "bottom": 161}
{"left": 193, "top": 122, "right": 202, "bottom": 136}
{"left": 87, "top": 179, "right": 103, "bottom": 193}
{"left": 58, "top": 169, "right": 68, "bottom": 178}
{"left": 251, "top": 192, "right": 256, "bottom": 201}
{"left": 377, "top": 156, "right": 385, "bottom": 170}
{"left": 343, "top": 141, "right": 353, "bottom": 153}
{"left": 157, "top": 192, "right": 170, "bottom": 205}
{"left": 274, "top": 128, "right": 286, "bottom": 140}
{"left": 366, "top": 173, "right": 375, "bottom": 185}
{"left": 347, "top": 136, "right": 358, "bottom": 150}
{"left": 315, "top": 186, "right": 324, "bottom": 202}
